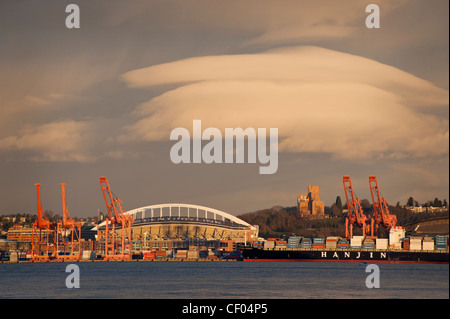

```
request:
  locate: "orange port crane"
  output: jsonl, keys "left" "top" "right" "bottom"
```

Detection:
{"left": 56, "top": 183, "right": 82, "bottom": 261}
{"left": 99, "top": 176, "right": 133, "bottom": 260}
{"left": 369, "top": 176, "right": 397, "bottom": 235}
{"left": 31, "top": 183, "right": 57, "bottom": 261}
{"left": 342, "top": 176, "right": 371, "bottom": 238}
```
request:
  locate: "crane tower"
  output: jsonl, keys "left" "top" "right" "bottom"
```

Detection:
{"left": 369, "top": 176, "right": 397, "bottom": 235}
{"left": 31, "top": 183, "right": 57, "bottom": 261}
{"left": 56, "top": 183, "right": 82, "bottom": 261}
{"left": 342, "top": 176, "right": 371, "bottom": 238}
{"left": 99, "top": 176, "right": 133, "bottom": 260}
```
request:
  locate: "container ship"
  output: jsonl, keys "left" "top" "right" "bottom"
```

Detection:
{"left": 242, "top": 231, "right": 449, "bottom": 264}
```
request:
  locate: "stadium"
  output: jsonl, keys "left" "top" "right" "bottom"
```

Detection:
{"left": 95, "top": 203, "right": 259, "bottom": 255}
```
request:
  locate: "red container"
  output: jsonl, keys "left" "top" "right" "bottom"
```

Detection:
{"left": 143, "top": 252, "right": 156, "bottom": 259}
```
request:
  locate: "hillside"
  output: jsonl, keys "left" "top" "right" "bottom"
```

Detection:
{"left": 402, "top": 217, "right": 449, "bottom": 235}
{"left": 238, "top": 205, "right": 449, "bottom": 239}
{"left": 238, "top": 206, "right": 348, "bottom": 238}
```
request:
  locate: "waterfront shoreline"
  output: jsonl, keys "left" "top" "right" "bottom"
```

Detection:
{"left": 0, "top": 257, "right": 238, "bottom": 264}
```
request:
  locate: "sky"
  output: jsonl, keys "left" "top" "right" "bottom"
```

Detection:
{"left": 0, "top": 0, "right": 448, "bottom": 218}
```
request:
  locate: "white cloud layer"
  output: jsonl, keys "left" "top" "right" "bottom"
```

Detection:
{"left": 121, "top": 46, "right": 449, "bottom": 160}
{"left": 0, "top": 120, "right": 93, "bottom": 162}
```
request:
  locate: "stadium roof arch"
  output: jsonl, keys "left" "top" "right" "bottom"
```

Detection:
{"left": 95, "top": 203, "right": 257, "bottom": 232}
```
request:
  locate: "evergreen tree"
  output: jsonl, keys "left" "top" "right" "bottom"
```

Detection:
{"left": 335, "top": 196, "right": 343, "bottom": 211}
{"left": 433, "top": 197, "right": 442, "bottom": 207}
{"left": 407, "top": 197, "right": 414, "bottom": 207}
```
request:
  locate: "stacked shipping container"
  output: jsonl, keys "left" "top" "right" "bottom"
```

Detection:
{"left": 409, "top": 238, "right": 422, "bottom": 251}
{"left": 288, "top": 236, "right": 300, "bottom": 249}
{"left": 325, "top": 237, "right": 339, "bottom": 249}
{"left": 265, "top": 240, "right": 275, "bottom": 249}
{"left": 249, "top": 234, "right": 448, "bottom": 253}
{"left": 362, "top": 238, "right": 375, "bottom": 249}
{"left": 402, "top": 238, "right": 410, "bottom": 250}
{"left": 253, "top": 241, "right": 265, "bottom": 249}
{"left": 143, "top": 251, "right": 156, "bottom": 259}
{"left": 375, "top": 238, "right": 388, "bottom": 250}
{"left": 422, "top": 237, "right": 434, "bottom": 251}
{"left": 350, "top": 236, "right": 364, "bottom": 249}
{"left": 337, "top": 238, "right": 350, "bottom": 249}
{"left": 435, "top": 235, "right": 448, "bottom": 250}
{"left": 312, "top": 238, "right": 325, "bottom": 249}
{"left": 275, "top": 240, "right": 287, "bottom": 249}
{"left": 300, "top": 238, "right": 312, "bottom": 249}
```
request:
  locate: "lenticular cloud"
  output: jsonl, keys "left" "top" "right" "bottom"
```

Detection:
{"left": 121, "top": 46, "right": 449, "bottom": 160}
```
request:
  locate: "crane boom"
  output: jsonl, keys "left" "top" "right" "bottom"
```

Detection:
{"left": 99, "top": 176, "right": 133, "bottom": 260}
{"left": 99, "top": 176, "right": 127, "bottom": 224}
{"left": 369, "top": 176, "right": 397, "bottom": 234}
{"left": 61, "top": 183, "right": 69, "bottom": 227}
{"left": 343, "top": 176, "right": 370, "bottom": 238}
{"left": 35, "top": 183, "right": 52, "bottom": 229}
{"left": 56, "top": 183, "right": 81, "bottom": 261}
{"left": 32, "top": 183, "right": 56, "bottom": 261}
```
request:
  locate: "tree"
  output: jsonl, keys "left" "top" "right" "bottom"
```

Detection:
{"left": 360, "top": 199, "right": 372, "bottom": 210}
{"left": 443, "top": 199, "right": 448, "bottom": 207}
{"left": 335, "top": 196, "right": 343, "bottom": 211}
{"left": 1, "top": 219, "right": 13, "bottom": 231}
{"left": 433, "top": 197, "right": 442, "bottom": 207}
{"left": 14, "top": 214, "right": 22, "bottom": 224}
{"left": 330, "top": 204, "right": 341, "bottom": 217}
{"left": 407, "top": 197, "right": 414, "bottom": 207}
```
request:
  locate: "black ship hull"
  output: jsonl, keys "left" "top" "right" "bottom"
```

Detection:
{"left": 242, "top": 247, "right": 449, "bottom": 264}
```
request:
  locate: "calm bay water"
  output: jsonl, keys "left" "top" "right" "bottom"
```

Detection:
{"left": 0, "top": 261, "right": 448, "bottom": 299}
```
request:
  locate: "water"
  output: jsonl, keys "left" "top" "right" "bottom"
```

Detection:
{"left": 0, "top": 261, "right": 448, "bottom": 299}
